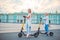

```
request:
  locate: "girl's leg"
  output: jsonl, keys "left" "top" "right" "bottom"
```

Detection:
{"left": 25, "top": 20, "right": 29, "bottom": 37}
{"left": 27, "top": 20, "right": 31, "bottom": 34}
{"left": 45, "top": 24, "right": 49, "bottom": 36}
{"left": 26, "top": 20, "right": 31, "bottom": 37}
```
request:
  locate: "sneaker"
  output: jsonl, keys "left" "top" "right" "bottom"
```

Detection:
{"left": 26, "top": 34, "right": 29, "bottom": 38}
{"left": 46, "top": 34, "right": 48, "bottom": 36}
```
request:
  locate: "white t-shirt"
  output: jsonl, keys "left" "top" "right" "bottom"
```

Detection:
{"left": 27, "top": 13, "right": 31, "bottom": 21}
{"left": 26, "top": 13, "right": 31, "bottom": 26}
{"left": 43, "top": 16, "right": 49, "bottom": 24}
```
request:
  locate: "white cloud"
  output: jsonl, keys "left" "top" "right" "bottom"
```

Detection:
{"left": 0, "top": 0, "right": 60, "bottom": 13}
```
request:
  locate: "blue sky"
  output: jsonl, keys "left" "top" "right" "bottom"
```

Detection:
{"left": 0, "top": 0, "right": 60, "bottom": 13}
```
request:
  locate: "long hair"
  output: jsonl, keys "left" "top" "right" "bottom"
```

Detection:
{"left": 28, "top": 9, "right": 31, "bottom": 13}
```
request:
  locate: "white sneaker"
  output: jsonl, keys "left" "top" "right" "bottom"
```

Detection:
{"left": 26, "top": 34, "right": 29, "bottom": 38}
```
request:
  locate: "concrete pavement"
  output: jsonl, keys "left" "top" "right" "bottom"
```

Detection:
{"left": 0, "top": 29, "right": 60, "bottom": 40}
{"left": 0, "top": 23, "right": 60, "bottom": 33}
{"left": 0, "top": 23, "right": 60, "bottom": 40}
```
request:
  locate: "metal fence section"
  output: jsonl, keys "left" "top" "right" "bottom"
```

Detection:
{"left": 0, "top": 13, "right": 60, "bottom": 24}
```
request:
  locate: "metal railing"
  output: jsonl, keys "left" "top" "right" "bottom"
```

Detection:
{"left": 0, "top": 13, "right": 60, "bottom": 24}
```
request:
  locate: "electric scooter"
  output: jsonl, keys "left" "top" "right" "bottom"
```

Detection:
{"left": 18, "top": 16, "right": 39, "bottom": 38}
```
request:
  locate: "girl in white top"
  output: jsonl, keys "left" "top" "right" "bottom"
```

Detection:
{"left": 25, "top": 9, "right": 32, "bottom": 37}
{"left": 43, "top": 13, "right": 49, "bottom": 36}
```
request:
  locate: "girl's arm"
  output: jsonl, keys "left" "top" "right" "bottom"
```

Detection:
{"left": 26, "top": 15, "right": 30, "bottom": 19}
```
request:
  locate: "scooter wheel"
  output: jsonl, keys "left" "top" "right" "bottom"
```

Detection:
{"left": 34, "top": 32, "right": 39, "bottom": 38}
{"left": 49, "top": 32, "right": 54, "bottom": 36}
{"left": 18, "top": 32, "right": 22, "bottom": 37}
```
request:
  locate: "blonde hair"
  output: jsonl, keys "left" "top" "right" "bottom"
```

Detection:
{"left": 45, "top": 13, "right": 49, "bottom": 16}
{"left": 28, "top": 9, "right": 31, "bottom": 13}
